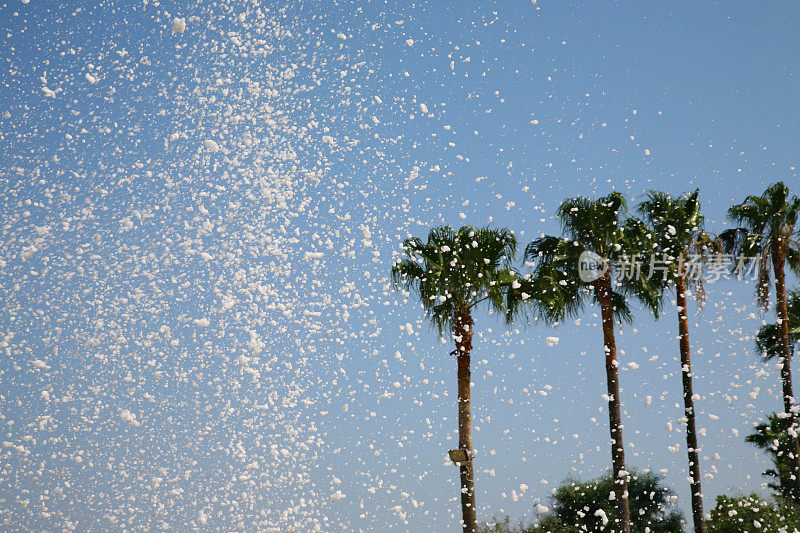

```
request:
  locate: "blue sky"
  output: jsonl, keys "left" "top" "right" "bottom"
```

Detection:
{"left": 1, "top": 0, "right": 799, "bottom": 530}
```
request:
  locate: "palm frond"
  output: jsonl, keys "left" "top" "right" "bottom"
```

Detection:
{"left": 636, "top": 189, "right": 720, "bottom": 312}
{"left": 617, "top": 216, "right": 666, "bottom": 319}
{"left": 522, "top": 235, "right": 588, "bottom": 322}
{"left": 756, "top": 323, "right": 786, "bottom": 362}
{"left": 787, "top": 241, "right": 800, "bottom": 275}
{"left": 557, "top": 192, "right": 627, "bottom": 256}
{"left": 719, "top": 228, "right": 749, "bottom": 258}
{"left": 728, "top": 194, "right": 771, "bottom": 235}
{"left": 598, "top": 288, "right": 633, "bottom": 325}
{"left": 755, "top": 289, "right": 800, "bottom": 361}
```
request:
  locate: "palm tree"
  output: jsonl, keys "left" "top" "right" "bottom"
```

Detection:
{"left": 722, "top": 182, "right": 800, "bottom": 494}
{"left": 392, "top": 225, "right": 526, "bottom": 533}
{"left": 522, "top": 192, "right": 662, "bottom": 533}
{"left": 638, "top": 189, "right": 720, "bottom": 533}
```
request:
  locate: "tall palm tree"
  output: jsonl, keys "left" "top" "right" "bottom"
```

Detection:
{"left": 722, "top": 182, "right": 800, "bottom": 494}
{"left": 638, "top": 189, "right": 720, "bottom": 533}
{"left": 392, "top": 225, "right": 526, "bottom": 533}
{"left": 522, "top": 192, "right": 662, "bottom": 533}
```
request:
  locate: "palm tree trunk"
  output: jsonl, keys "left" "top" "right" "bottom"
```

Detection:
{"left": 676, "top": 274, "right": 704, "bottom": 533}
{"left": 454, "top": 309, "right": 477, "bottom": 533}
{"left": 771, "top": 244, "right": 800, "bottom": 499}
{"left": 595, "top": 273, "right": 631, "bottom": 533}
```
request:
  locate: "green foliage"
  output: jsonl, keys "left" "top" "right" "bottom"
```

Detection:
{"left": 637, "top": 189, "right": 722, "bottom": 303}
{"left": 545, "top": 470, "right": 683, "bottom": 533}
{"left": 638, "top": 189, "right": 706, "bottom": 261}
{"left": 746, "top": 413, "right": 800, "bottom": 503}
{"left": 720, "top": 182, "right": 800, "bottom": 309}
{"left": 755, "top": 291, "right": 800, "bottom": 361}
{"left": 706, "top": 494, "right": 800, "bottom": 533}
{"left": 391, "top": 225, "right": 524, "bottom": 333}
{"left": 522, "top": 192, "right": 664, "bottom": 323}
{"left": 480, "top": 470, "right": 683, "bottom": 533}
{"left": 478, "top": 515, "right": 538, "bottom": 533}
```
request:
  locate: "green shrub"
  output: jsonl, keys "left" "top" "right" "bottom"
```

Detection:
{"left": 706, "top": 494, "right": 800, "bottom": 533}
{"left": 481, "top": 470, "right": 683, "bottom": 533}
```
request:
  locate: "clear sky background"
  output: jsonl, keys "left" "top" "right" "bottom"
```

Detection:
{"left": 1, "top": 0, "right": 799, "bottom": 531}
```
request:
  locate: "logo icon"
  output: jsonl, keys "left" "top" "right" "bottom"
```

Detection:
{"left": 578, "top": 250, "right": 608, "bottom": 282}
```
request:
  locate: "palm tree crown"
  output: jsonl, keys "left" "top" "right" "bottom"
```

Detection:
{"left": 391, "top": 225, "right": 524, "bottom": 332}
{"left": 637, "top": 189, "right": 721, "bottom": 300}
{"left": 523, "top": 191, "right": 662, "bottom": 322}
{"left": 722, "top": 181, "right": 800, "bottom": 308}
